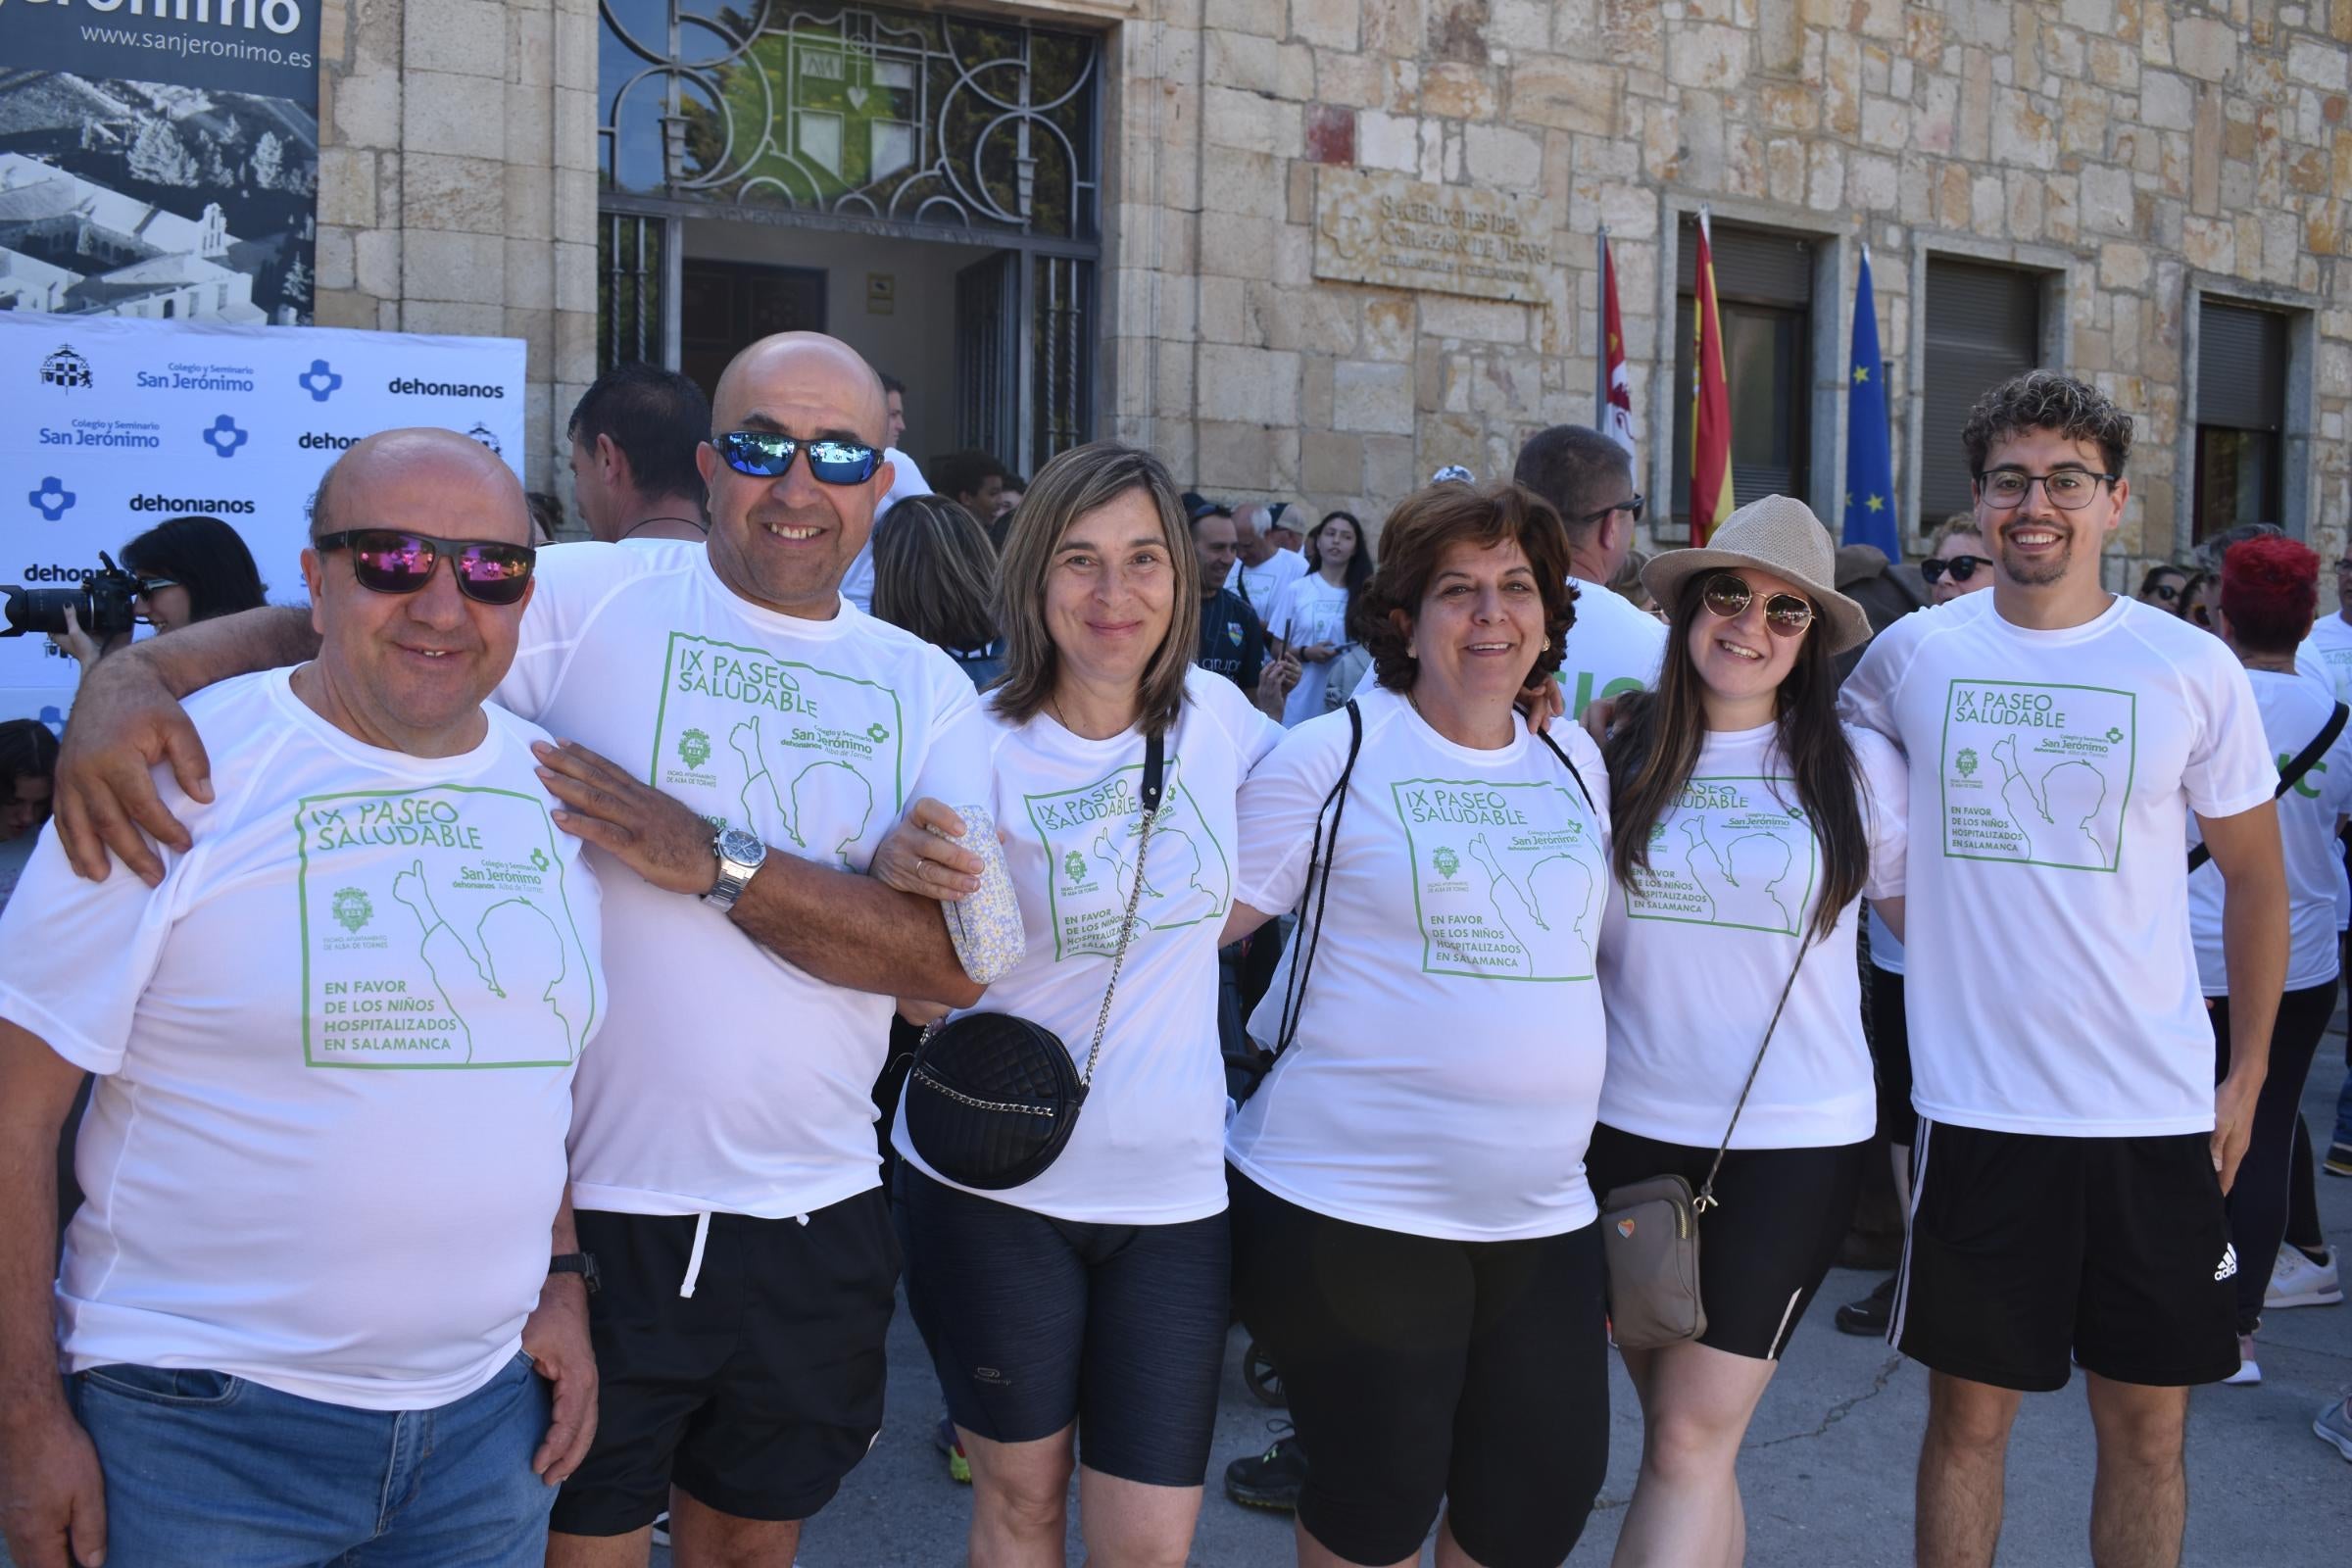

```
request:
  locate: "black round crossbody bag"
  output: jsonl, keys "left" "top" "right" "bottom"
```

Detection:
{"left": 903, "top": 734, "right": 1164, "bottom": 1191}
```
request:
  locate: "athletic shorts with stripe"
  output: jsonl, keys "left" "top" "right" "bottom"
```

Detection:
{"left": 1586, "top": 1124, "right": 1868, "bottom": 1361}
{"left": 1890, "top": 1119, "right": 2238, "bottom": 1392}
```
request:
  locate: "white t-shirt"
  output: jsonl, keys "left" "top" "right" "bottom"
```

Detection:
{"left": 1865, "top": 903, "right": 1906, "bottom": 974}
{"left": 2189, "top": 667, "right": 2351, "bottom": 995}
{"left": 1560, "top": 575, "right": 1667, "bottom": 719}
{"left": 1227, "top": 685, "right": 1613, "bottom": 1241}
{"left": 496, "top": 542, "right": 988, "bottom": 1219}
{"left": 1265, "top": 572, "right": 1354, "bottom": 727}
{"left": 2295, "top": 618, "right": 2352, "bottom": 932}
{"left": 1840, "top": 592, "right": 2276, "bottom": 1137}
{"left": 1597, "top": 723, "right": 1907, "bottom": 1149}
{"left": 838, "top": 447, "right": 930, "bottom": 615}
{"left": 894, "top": 669, "right": 1282, "bottom": 1222}
{"left": 1226, "top": 548, "right": 1307, "bottom": 623}
{"left": 0, "top": 670, "right": 603, "bottom": 1411}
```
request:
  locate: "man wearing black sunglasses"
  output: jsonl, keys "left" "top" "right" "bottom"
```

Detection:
{"left": 47, "top": 335, "right": 994, "bottom": 1568}
{"left": 1512, "top": 423, "right": 1665, "bottom": 718}
{"left": 0, "top": 427, "right": 609, "bottom": 1568}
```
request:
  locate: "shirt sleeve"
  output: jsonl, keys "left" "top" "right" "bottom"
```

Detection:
{"left": 1235, "top": 712, "right": 1354, "bottom": 916}
{"left": 905, "top": 652, "right": 992, "bottom": 814}
{"left": 1852, "top": 727, "right": 1909, "bottom": 902}
{"left": 1264, "top": 580, "right": 1302, "bottom": 648}
{"left": 0, "top": 793, "right": 192, "bottom": 1074}
{"left": 1837, "top": 617, "right": 1910, "bottom": 753}
{"left": 2317, "top": 712, "right": 2352, "bottom": 821}
{"left": 2185, "top": 652, "right": 2282, "bottom": 819}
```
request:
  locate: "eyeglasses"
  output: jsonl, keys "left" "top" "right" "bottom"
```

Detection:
{"left": 313, "top": 529, "right": 536, "bottom": 606}
{"left": 1577, "top": 494, "right": 1646, "bottom": 528}
{"left": 1920, "top": 555, "right": 1991, "bottom": 586}
{"left": 1974, "top": 468, "right": 2117, "bottom": 510}
{"left": 712, "top": 430, "right": 881, "bottom": 485}
{"left": 1701, "top": 572, "right": 1814, "bottom": 636}
{"left": 132, "top": 575, "right": 179, "bottom": 598}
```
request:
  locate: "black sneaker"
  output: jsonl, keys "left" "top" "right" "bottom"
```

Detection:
{"left": 1224, "top": 1424, "right": 1307, "bottom": 1511}
{"left": 1834, "top": 1273, "right": 1897, "bottom": 1337}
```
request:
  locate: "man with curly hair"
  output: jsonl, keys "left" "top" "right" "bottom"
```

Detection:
{"left": 1841, "top": 371, "right": 2287, "bottom": 1568}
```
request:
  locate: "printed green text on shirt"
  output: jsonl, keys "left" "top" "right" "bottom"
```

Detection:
{"left": 1621, "top": 776, "right": 1819, "bottom": 935}
{"left": 1027, "top": 756, "right": 1234, "bottom": 959}
{"left": 1938, "top": 679, "right": 2136, "bottom": 871}
{"left": 650, "top": 631, "right": 906, "bottom": 867}
{"left": 1395, "top": 777, "right": 1603, "bottom": 980}
{"left": 298, "top": 785, "right": 597, "bottom": 1068}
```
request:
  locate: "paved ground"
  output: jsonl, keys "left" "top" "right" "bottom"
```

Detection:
{"left": 773, "top": 1055, "right": 2352, "bottom": 1567}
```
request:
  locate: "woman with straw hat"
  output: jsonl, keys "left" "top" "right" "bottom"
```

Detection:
{"left": 1588, "top": 495, "right": 1910, "bottom": 1568}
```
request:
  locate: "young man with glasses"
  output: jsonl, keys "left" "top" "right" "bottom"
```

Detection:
{"left": 1841, "top": 371, "right": 2287, "bottom": 1568}
{"left": 1512, "top": 423, "right": 1666, "bottom": 716}
{"left": 45, "top": 335, "right": 992, "bottom": 1568}
{"left": 0, "top": 429, "right": 606, "bottom": 1568}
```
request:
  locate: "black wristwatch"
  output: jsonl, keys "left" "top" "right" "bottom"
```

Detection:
{"left": 549, "top": 1251, "right": 601, "bottom": 1295}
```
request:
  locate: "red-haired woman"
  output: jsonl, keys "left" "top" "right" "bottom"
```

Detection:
{"left": 2191, "top": 535, "right": 2352, "bottom": 1386}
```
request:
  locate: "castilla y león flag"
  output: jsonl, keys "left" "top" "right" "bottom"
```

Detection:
{"left": 1689, "top": 209, "right": 1736, "bottom": 545}
{"left": 1597, "top": 229, "right": 1639, "bottom": 465}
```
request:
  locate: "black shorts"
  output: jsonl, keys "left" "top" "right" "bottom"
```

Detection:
{"left": 549, "top": 1194, "right": 900, "bottom": 1536}
{"left": 1586, "top": 1124, "right": 1867, "bottom": 1361}
{"left": 1891, "top": 1121, "right": 2237, "bottom": 1392}
{"left": 894, "top": 1164, "right": 1229, "bottom": 1488}
{"left": 1867, "top": 963, "right": 1913, "bottom": 1144}
{"left": 1228, "top": 1166, "right": 1609, "bottom": 1568}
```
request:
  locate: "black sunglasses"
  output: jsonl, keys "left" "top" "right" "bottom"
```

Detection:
{"left": 1578, "top": 493, "right": 1646, "bottom": 528}
{"left": 1701, "top": 572, "right": 1814, "bottom": 637}
{"left": 1921, "top": 554, "right": 1992, "bottom": 586}
{"left": 713, "top": 430, "right": 881, "bottom": 485}
{"left": 314, "top": 529, "right": 536, "bottom": 606}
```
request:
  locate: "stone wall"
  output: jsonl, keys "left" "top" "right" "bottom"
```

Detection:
{"left": 311, "top": 0, "right": 601, "bottom": 490}
{"left": 1095, "top": 0, "right": 2352, "bottom": 570}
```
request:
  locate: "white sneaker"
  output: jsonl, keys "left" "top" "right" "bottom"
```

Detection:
{"left": 2266, "top": 1246, "right": 2343, "bottom": 1309}
{"left": 2223, "top": 1334, "right": 2261, "bottom": 1386}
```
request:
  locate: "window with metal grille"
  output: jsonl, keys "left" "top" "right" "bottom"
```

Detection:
{"left": 1673, "top": 220, "right": 1812, "bottom": 525}
{"left": 2193, "top": 301, "right": 2287, "bottom": 543}
{"left": 1922, "top": 261, "right": 2042, "bottom": 524}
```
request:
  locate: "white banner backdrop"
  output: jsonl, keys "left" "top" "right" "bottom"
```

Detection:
{"left": 3, "top": 313, "right": 525, "bottom": 725}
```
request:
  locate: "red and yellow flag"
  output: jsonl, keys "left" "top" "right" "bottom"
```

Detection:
{"left": 1689, "top": 209, "right": 1735, "bottom": 545}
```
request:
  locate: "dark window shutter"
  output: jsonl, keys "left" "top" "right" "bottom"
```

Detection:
{"left": 2197, "top": 302, "right": 2286, "bottom": 430}
{"left": 1677, "top": 218, "right": 1812, "bottom": 307}
{"left": 1921, "top": 261, "right": 2043, "bottom": 522}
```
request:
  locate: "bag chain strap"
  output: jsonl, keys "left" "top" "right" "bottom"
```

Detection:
{"left": 1691, "top": 941, "right": 1810, "bottom": 1213}
{"left": 913, "top": 756, "right": 1162, "bottom": 1117}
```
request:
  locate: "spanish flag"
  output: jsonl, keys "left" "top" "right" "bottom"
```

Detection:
{"left": 1689, "top": 209, "right": 1736, "bottom": 545}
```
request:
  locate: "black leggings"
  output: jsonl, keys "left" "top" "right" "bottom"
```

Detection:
{"left": 1228, "top": 1166, "right": 1608, "bottom": 1568}
{"left": 2211, "top": 981, "right": 2338, "bottom": 1333}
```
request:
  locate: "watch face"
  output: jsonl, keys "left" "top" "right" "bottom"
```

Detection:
{"left": 717, "top": 827, "right": 766, "bottom": 865}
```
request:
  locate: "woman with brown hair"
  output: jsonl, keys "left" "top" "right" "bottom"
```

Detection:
{"left": 1218, "top": 481, "right": 1614, "bottom": 1568}
{"left": 869, "top": 493, "right": 1004, "bottom": 688}
{"left": 869, "top": 441, "right": 1284, "bottom": 1566}
{"left": 1588, "top": 496, "right": 1906, "bottom": 1567}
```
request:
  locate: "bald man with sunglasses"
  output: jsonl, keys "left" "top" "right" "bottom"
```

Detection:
{"left": 0, "top": 429, "right": 607, "bottom": 1568}
{"left": 45, "top": 337, "right": 992, "bottom": 1568}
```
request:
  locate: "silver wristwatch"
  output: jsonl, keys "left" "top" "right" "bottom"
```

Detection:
{"left": 705, "top": 825, "right": 767, "bottom": 912}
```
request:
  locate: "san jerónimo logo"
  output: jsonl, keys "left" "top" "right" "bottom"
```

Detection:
{"left": 38, "top": 345, "right": 91, "bottom": 391}
{"left": 203, "top": 416, "right": 250, "bottom": 459}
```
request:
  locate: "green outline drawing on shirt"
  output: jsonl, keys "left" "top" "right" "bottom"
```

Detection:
{"left": 1395, "top": 776, "right": 1601, "bottom": 981}
{"left": 1025, "top": 755, "right": 1234, "bottom": 960}
{"left": 295, "top": 784, "right": 595, "bottom": 1069}
{"left": 1620, "top": 774, "right": 1818, "bottom": 935}
{"left": 1937, "top": 679, "right": 2134, "bottom": 872}
{"left": 647, "top": 630, "right": 907, "bottom": 863}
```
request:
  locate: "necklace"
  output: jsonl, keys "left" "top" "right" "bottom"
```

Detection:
{"left": 621, "top": 514, "right": 710, "bottom": 539}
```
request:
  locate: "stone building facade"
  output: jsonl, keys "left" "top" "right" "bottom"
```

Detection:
{"left": 310, "top": 0, "right": 2352, "bottom": 572}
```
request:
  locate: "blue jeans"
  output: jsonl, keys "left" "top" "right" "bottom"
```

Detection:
{"left": 69, "top": 1351, "right": 554, "bottom": 1568}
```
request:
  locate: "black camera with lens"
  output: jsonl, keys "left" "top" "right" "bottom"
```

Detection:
{"left": 1, "top": 553, "right": 141, "bottom": 640}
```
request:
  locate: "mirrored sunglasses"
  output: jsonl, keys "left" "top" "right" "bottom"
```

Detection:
{"left": 713, "top": 430, "right": 881, "bottom": 485}
{"left": 313, "top": 529, "right": 536, "bottom": 607}
{"left": 1701, "top": 572, "right": 1814, "bottom": 637}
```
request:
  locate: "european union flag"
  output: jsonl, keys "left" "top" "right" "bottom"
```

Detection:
{"left": 1843, "top": 246, "right": 1898, "bottom": 557}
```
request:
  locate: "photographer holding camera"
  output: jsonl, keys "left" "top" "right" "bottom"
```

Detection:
{"left": 8, "top": 515, "right": 269, "bottom": 672}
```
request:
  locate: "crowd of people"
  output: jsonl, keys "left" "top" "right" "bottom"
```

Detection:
{"left": 0, "top": 335, "right": 2346, "bottom": 1568}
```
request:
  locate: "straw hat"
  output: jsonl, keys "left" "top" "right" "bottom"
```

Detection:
{"left": 1641, "top": 495, "right": 1876, "bottom": 653}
